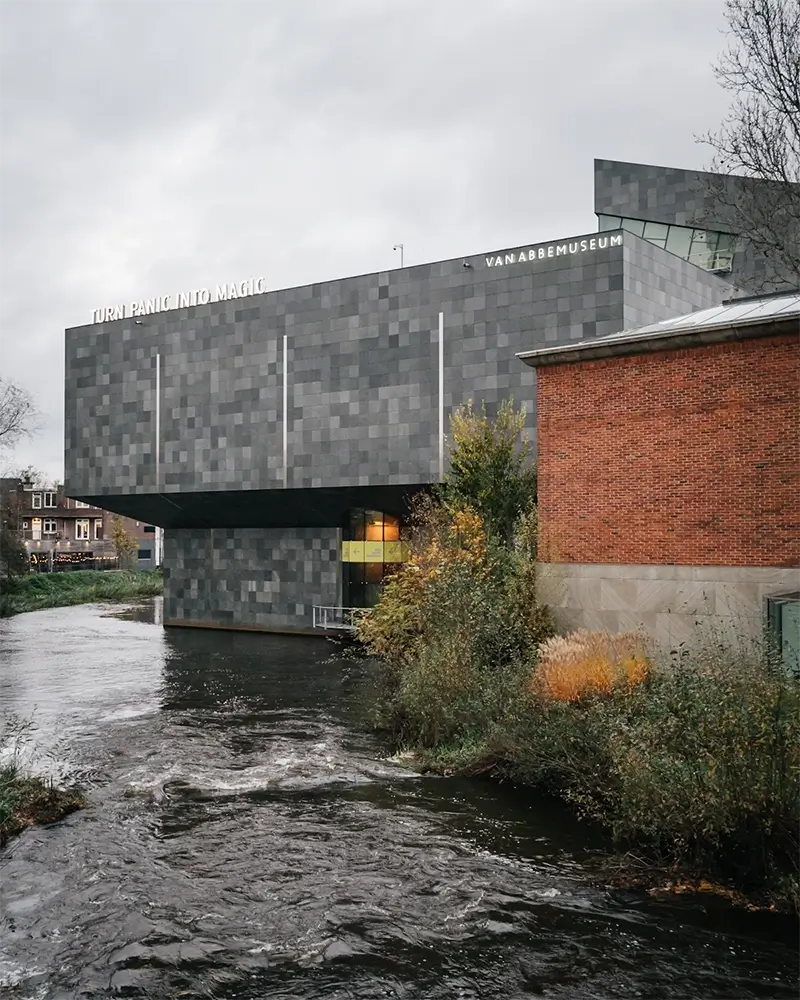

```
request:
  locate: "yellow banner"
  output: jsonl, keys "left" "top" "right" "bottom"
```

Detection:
{"left": 384, "top": 540, "right": 408, "bottom": 562}
{"left": 364, "top": 541, "right": 383, "bottom": 563}
{"left": 341, "top": 541, "right": 409, "bottom": 563}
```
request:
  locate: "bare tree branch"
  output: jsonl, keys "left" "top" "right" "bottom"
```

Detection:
{"left": 699, "top": 0, "right": 800, "bottom": 288}
{"left": 0, "top": 378, "right": 40, "bottom": 451}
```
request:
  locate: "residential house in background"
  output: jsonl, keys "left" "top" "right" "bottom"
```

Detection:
{"left": 0, "top": 477, "right": 159, "bottom": 571}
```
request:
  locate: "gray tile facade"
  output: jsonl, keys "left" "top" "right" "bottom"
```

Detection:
{"left": 621, "top": 233, "right": 735, "bottom": 328}
{"left": 594, "top": 157, "right": 797, "bottom": 293}
{"left": 64, "top": 159, "right": 759, "bottom": 631}
{"left": 66, "top": 231, "right": 631, "bottom": 500}
{"left": 65, "top": 231, "right": 732, "bottom": 504}
{"left": 163, "top": 527, "right": 341, "bottom": 631}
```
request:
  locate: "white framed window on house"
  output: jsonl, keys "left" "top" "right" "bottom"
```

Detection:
{"left": 44, "top": 492, "right": 57, "bottom": 508}
{"left": 32, "top": 493, "right": 42, "bottom": 509}
{"left": 94, "top": 519, "right": 103, "bottom": 540}
{"left": 23, "top": 520, "right": 29, "bottom": 529}
{"left": 75, "top": 519, "right": 90, "bottom": 540}
{"left": 31, "top": 517, "right": 42, "bottom": 540}
{"left": 74, "top": 500, "right": 90, "bottom": 509}
{"left": 43, "top": 519, "right": 57, "bottom": 534}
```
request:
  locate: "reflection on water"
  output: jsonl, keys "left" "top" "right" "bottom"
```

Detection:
{"left": 0, "top": 599, "right": 797, "bottom": 999}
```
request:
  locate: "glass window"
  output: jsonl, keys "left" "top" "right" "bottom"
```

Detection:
{"left": 365, "top": 512, "right": 385, "bottom": 542}
{"left": 716, "top": 232, "right": 737, "bottom": 253}
{"left": 94, "top": 519, "right": 103, "bottom": 540}
{"left": 43, "top": 519, "right": 57, "bottom": 534}
{"left": 621, "top": 218, "right": 645, "bottom": 237}
{"left": 665, "top": 225, "right": 693, "bottom": 259}
{"left": 44, "top": 492, "right": 57, "bottom": 508}
{"left": 349, "top": 509, "right": 366, "bottom": 541}
{"left": 75, "top": 519, "right": 90, "bottom": 540}
{"left": 687, "top": 229, "right": 717, "bottom": 268}
{"left": 138, "top": 549, "right": 152, "bottom": 560}
{"left": 22, "top": 520, "right": 28, "bottom": 529}
{"left": 343, "top": 509, "right": 406, "bottom": 607}
{"left": 643, "top": 221, "right": 669, "bottom": 244}
{"left": 74, "top": 500, "right": 90, "bottom": 509}
{"left": 32, "top": 493, "right": 42, "bottom": 508}
{"left": 597, "top": 215, "right": 621, "bottom": 232}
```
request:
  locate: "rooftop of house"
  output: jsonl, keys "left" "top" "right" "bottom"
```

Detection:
{"left": 517, "top": 290, "right": 800, "bottom": 368}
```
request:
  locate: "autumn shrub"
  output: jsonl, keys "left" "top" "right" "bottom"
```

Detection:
{"left": 508, "top": 640, "right": 800, "bottom": 897}
{"left": 356, "top": 400, "right": 552, "bottom": 743}
{"left": 532, "top": 629, "right": 650, "bottom": 702}
{"left": 359, "top": 501, "right": 554, "bottom": 745}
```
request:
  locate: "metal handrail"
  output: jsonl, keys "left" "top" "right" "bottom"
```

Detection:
{"left": 312, "top": 606, "right": 369, "bottom": 631}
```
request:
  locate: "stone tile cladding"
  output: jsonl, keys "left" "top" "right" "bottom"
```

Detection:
{"left": 621, "top": 234, "right": 734, "bottom": 328}
{"left": 64, "top": 231, "right": 733, "bottom": 500}
{"left": 537, "top": 563, "right": 800, "bottom": 650}
{"left": 537, "top": 335, "right": 800, "bottom": 567}
{"left": 163, "top": 527, "right": 341, "bottom": 629}
{"left": 594, "top": 158, "right": 797, "bottom": 293}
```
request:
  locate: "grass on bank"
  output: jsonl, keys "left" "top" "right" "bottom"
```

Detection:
{"left": 0, "top": 718, "right": 87, "bottom": 846}
{"left": 0, "top": 762, "right": 86, "bottom": 846}
{"left": 0, "top": 569, "right": 163, "bottom": 617}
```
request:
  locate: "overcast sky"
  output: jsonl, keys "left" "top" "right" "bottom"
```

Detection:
{"left": 0, "top": 0, "right": 731, "bottom": 482}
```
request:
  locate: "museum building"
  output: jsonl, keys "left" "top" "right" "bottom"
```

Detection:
{"left": 64, "top": 158, "right": 792, "bottom": 633}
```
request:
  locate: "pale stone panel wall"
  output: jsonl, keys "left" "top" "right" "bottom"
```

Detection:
{"left": 537, "top": 563, "right": 800, "bottom": 651}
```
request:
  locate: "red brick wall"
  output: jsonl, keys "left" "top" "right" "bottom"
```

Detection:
{"left": 537, "top": 334, "right": 800, "bottom": 567}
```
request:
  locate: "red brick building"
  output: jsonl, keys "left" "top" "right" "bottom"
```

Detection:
{"left": 519, "top": 292, "right": 800, "bottom": 658}
{"left": 0, "top": 477, "right": 160, "bottom": 570}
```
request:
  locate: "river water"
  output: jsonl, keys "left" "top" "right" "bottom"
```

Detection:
{"left": 0, "top": 601, "right": 797, "bottom": 1000}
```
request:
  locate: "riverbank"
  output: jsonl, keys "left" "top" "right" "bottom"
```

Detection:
{"left": 0, "top": 764, "right": 86, "bottom": 846}
{"left": 376, "top": 646, "right": 800, "bottom": 914}
{"left": 356, "top": 403, "right": 799, "bottom": 915}
{"left": 0, "top": 569, "right": 163, "bottom": 617}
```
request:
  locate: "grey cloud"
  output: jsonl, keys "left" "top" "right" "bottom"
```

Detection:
{"left": 0, "top": 0, "right": 728, "bottom": 480}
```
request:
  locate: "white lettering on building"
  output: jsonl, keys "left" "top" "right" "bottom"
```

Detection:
{"left": 91, "top": 276, "right": 268, "bottom": 323}
{"left": 485, "top": 233, "right": 622, "bottom": 269}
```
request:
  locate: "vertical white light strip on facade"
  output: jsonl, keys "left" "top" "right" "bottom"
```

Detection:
{"left": 155, "top": 353, "right": 161, "bottom": 489}
{"left": 438, "top": 311, "right": 444, "bottom": 480}
{"left": 282, "top": 335, "right": 288, "bottom": 488}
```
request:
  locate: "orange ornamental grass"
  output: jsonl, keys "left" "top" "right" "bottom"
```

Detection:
{"left": 532, "top": 629, "right": 650, "bottom": 703}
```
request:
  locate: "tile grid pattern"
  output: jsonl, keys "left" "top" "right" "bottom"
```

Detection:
{"left": 594, "top": 157, "right": 798, "bottom": 293}
{"left": 163, "top": 527, "right": 341, "bottom": 630}
{"left": 65, "top": 160, "right": 772, "bottom": 631}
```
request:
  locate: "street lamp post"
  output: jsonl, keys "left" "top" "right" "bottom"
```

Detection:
{"left": 392, "top": 244, "right": 404, "bottom": 268}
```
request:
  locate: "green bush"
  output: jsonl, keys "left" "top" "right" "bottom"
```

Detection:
{"left": 389, "top": 553, "right": 551, "bottom": 747}
{"left": 505, "top": 643, "right": 800, "bottom": 898}
{"left": 358, "top": 399, "right": 552, "bottom": 745}
{"left": 359, "top": 396, "right": 800, "bottom": 904}
{"left": 439, "top": 398, "right": 536, "bottom": 543}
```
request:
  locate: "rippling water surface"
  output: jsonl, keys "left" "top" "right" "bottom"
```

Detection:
{"left": 1, "top": 600, "right": 797, "bottom": 999}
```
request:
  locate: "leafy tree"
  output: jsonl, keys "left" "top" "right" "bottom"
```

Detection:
{"left": 440, "top": 399, "right": 537, "bottom": 543}
{"left": 357, "top": 401, "right": 553, "bottom": 745}
{"left": 701, "top": 0, "right": 800, "bottom": 286}
{"left": 110, "top": 515, "right": 137, "bottom": 569}
{"left": 0, "top": 490, "right": 27, "bottom": 583}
